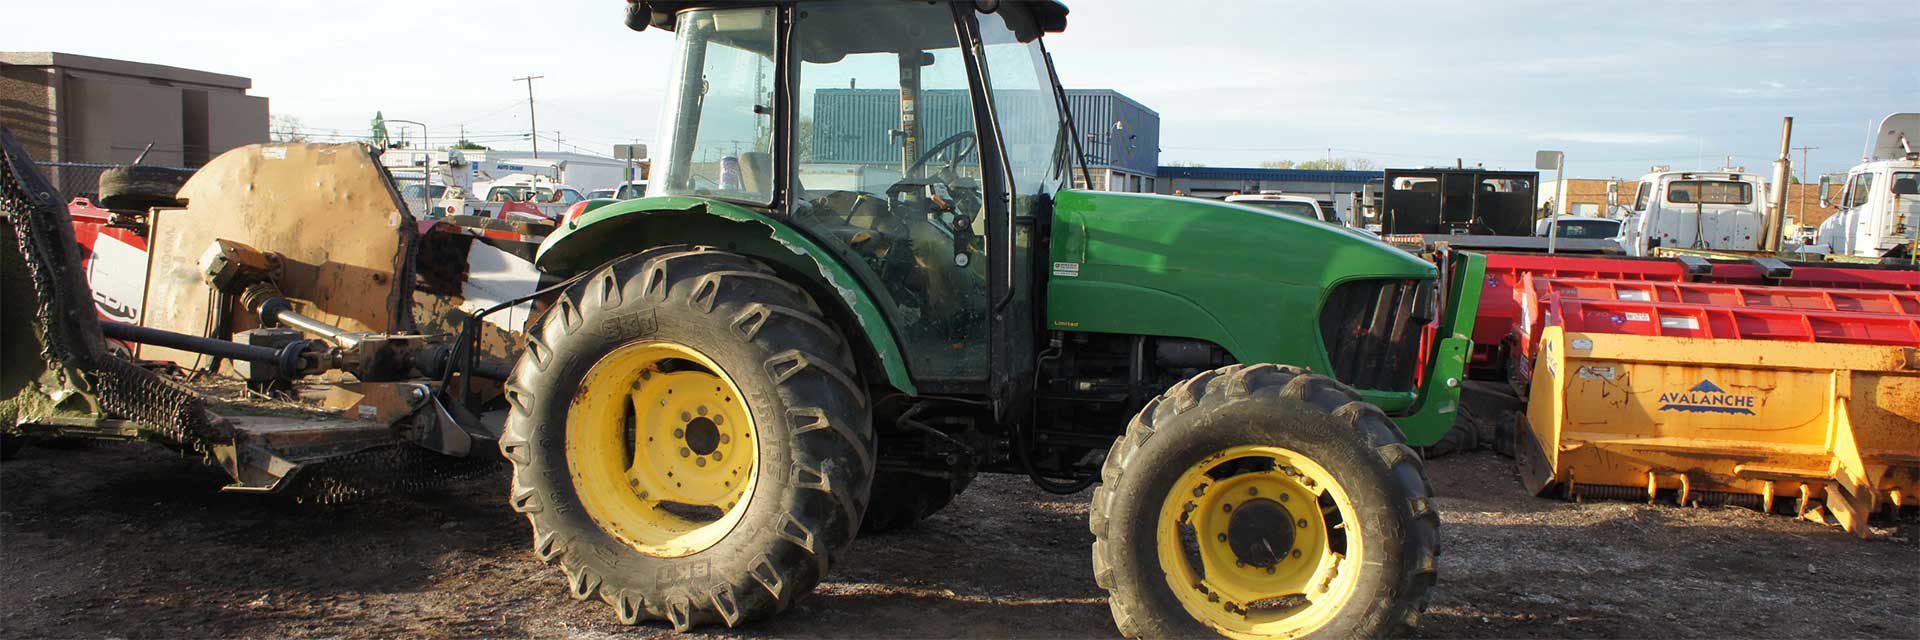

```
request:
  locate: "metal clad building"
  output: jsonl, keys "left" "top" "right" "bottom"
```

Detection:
{"left": 806, "top": 87, "right": 1162, "bottom": 193}
{"left": 1064, "top": 89, "right": 1160, "bottom": 193}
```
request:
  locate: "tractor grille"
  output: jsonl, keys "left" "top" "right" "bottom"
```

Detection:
{"left": 1319, "top": 278, "right": 1433, "bottom": 392}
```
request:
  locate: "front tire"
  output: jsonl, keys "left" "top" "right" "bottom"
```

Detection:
{"left": 501, "top": 246, "right": 874, "bottom": 630}
{"left": 1091, "top": 364, "right": 1438, "bottom": 639}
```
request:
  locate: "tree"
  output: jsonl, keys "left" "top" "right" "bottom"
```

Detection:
{"left": 1290, "top": 157, "right": 1378, "bottom": 171}
{"left": 1261, "top": 160, "right": 1296, "bottom": 169}
{"left": 1166, "top": 160, "right": 1207, "bottom": 167}
{"left": 269, "top": 114, "right": 308, "bottom": 143}
{"left": 451, "top": 139, "right": 491, "bottom": 150}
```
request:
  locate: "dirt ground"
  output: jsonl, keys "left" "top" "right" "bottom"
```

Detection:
{"left": 1, "top": 442, "right": 1913, "bottom": 639}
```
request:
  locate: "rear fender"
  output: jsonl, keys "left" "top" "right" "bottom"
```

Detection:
{"left": 536, "top": 196, "right": 916, "bottom": 395}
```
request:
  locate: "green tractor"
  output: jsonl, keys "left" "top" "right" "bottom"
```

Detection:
{"left": 505, "top": 1, "right": 1481, "bottom": 636}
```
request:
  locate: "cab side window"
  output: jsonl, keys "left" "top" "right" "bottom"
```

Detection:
{"left": 1847, "top": 173, "right": 1875, "bottom": 208}
{"left": 1633, "top": 182, "right": 1651, "bottom": 211}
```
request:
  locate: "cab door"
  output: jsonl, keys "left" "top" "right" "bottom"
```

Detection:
{"left": 964, "top": 4, "right": 1067, "bottom": 418}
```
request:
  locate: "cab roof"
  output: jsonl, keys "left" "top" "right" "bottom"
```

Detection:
{"left": 630, "top": 1, "right": 1068, "bottom": 33}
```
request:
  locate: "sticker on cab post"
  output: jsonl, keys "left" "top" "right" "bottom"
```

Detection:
{"left": 1052, "top": 261, "right": 1080, "bottom": 277}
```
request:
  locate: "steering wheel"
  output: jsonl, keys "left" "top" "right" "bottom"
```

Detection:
{"left": 902, "top": 131, "right": 977, "bottom": 181}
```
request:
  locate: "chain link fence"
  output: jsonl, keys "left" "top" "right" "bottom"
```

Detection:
{"left": 34, "top": 162, "right": 192, "bottom": 203}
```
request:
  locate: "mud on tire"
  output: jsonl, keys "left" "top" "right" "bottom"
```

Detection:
{"left": 1089, "top": 364, "right": 1439, "bottom": 638}
{"left": 500, "top": 246, "right": 875, "bottom": 630}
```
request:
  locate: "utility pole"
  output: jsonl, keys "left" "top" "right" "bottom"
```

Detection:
{"left": 513, "top": 75, "right": 545, "bottom": 158}
{"left": 1792, "top": 145, "right": 1818, "bottom": 225}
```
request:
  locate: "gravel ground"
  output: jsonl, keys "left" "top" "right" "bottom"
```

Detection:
{"left": 1, "top": 442, "right": 1913, "bottom": 639}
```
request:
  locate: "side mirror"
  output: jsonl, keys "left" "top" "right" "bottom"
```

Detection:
{"left": 1817, "top": 175, "right": 1834, "bottom": 208}
{"left": 624, "top": 0, "right": 650, "bottom": 31}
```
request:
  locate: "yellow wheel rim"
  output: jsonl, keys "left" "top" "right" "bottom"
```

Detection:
{"left": 566, "top": 341, "right": 757, "bottom": 558}
{"left": 1156, "top": 445, "right": 1363, "bottom": 639}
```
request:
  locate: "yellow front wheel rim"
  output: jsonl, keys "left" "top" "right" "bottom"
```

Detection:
{"left": 566, "top": 341, "right": 757, "bottom": 558}
{"left": 1157, "top": 445, "right": 1363, "bottom": 638}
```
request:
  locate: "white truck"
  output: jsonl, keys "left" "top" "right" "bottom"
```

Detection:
{"left": 1614, "top": 168, "right": 1771, "bottom": 257}
{"left": 1813, "top": 112, "right": 1920, "bottom": 260}
{"left": 1224, "top": 192, "right": 1340, "bottom": 223}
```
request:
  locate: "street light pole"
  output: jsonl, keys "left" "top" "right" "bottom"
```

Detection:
{"left": 384, "top": 118, "right": 429, "bottom": 212}
{"left": 513, "top": 75, "right": 545, "bottom": 159}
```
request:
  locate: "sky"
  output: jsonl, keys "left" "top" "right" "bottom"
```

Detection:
{"left": 9, "top": 0, "right": 1915, "bottom": 180}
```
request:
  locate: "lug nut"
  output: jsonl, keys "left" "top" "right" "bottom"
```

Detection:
{"left": 1216, "top": 533, "right": 1227, "bottom": 542}
{"left": 719, "top": 434, "right": 730, "bottom": 444}
{"left": 1248, "top": 487, "right": 1258, "bottom": 496}
{"left": 697, "top": 405, "right": 707, "bottom": 416}
{"left": 712, "top": 452, "right": 723, "bottom": 461}
{"left": 680, "top": 448, "right": 691, "bottom": 458}
{"left": 1292, "top": 549, "right": 1302, "bottom": 558}
{"left": 714, "top": 415, "right": 725, "bottom": 425}
{"left": 680, "top": 411, "right": 691, "bottom": 422}
{"left": 1280, "top": 493, "right": 1290, "bottom": 502}
{"left": 696, "top": 457, "right": 707, "bottom": 467}
{"left": 1296, "top": 519, "right": 1308, "bottom": 529}
{"left": 674, "top": 428, "right": 685, "bottom": 438}
{"left": 1222, "top": 503, "right": 1234, "bottom": 513}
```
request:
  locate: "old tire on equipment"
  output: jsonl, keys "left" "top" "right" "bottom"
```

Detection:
{"left": 501, "top": 246, "right": 874, "bottom": 630}
{"left": 1091, "top": 364, "right": 1438, "bottom": 638}
{"left": 96, "top": 165, "right": 193, "bottom": 212}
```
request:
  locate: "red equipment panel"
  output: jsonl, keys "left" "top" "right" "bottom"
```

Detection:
{"left": 1471, "top": 252, "right": 1920, "bottom": 369}
{"left": 1519, "top": 275, "right": 1920, "bottom": 351}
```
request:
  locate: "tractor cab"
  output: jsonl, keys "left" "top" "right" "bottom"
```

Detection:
{"left": 641, "top": 1, "right": 1069, "bottom": 384}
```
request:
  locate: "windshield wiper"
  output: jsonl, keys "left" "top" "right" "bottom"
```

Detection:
{"left": 1042, "top": 47, "right": 1094, "bottom": 190}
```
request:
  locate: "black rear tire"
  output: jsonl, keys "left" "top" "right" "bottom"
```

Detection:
{"left": 500, "top": 246, "right": 874, "bottom": 630}
{"left": 1090, "top": 364, "right": 1438, "bottom": 639}
{"left": 96, "top": 165, "right": 193, "bottom": 211}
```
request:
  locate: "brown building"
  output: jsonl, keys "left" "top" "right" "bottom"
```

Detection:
{"left": 1548, "top": 177, "right": 1841, "bottom": 230}
{"left": 1, "top": 51, "right": 268, "bottom": 168}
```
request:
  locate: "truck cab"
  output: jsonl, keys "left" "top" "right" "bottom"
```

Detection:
{"left": 1813, "top": 113, "right": 1920, "bottom": 260}
{"left": 1615, "top": 168, "right": 1769, "bottom": 256}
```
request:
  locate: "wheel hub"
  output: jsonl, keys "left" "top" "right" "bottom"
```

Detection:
{"left": 685, "top": 416, "right": 721, "bottom": 455}
{"left": 1226, "top": 498, "right": 1296, "bottom": 568}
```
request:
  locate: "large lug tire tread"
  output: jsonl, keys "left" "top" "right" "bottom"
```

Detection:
{"left": 1090, "top": 364, "right": 1439, "bottom": 639}
{"left": 500, "top": 245, "right": 875, "bottom": 631}
{"left": 860, "top": 471, "right": 973, "bottom": 534}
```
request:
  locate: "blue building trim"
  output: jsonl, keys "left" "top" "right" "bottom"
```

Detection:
{"left": 1156, "top": 166, "right": 1380, "bottom": 184}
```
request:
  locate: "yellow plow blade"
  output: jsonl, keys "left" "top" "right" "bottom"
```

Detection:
{"left": 1520, "top": 328, "right": 1920, "bottom": 536}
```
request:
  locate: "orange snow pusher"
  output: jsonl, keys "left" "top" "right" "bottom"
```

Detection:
{"left": 1502, "top": 255, "right": 1919, "bottom": 536}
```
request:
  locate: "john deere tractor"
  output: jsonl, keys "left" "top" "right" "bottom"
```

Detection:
{"left": 504, "top": 2, "right": 1481, "bottom": 637}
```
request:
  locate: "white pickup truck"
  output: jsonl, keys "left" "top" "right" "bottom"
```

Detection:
{"left": 1614, "top": 168, "right": 1770, "bottom": 257}
{"left": 1812, "top": 112, "right": 1920, "bottom": 260}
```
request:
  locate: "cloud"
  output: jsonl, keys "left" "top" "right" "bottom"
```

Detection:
{"left": 1506, "top": 54, "right": 1632, "bottom": 74}
{"left": 1532, "top": 132, "right": 1691, "bottom": 145}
